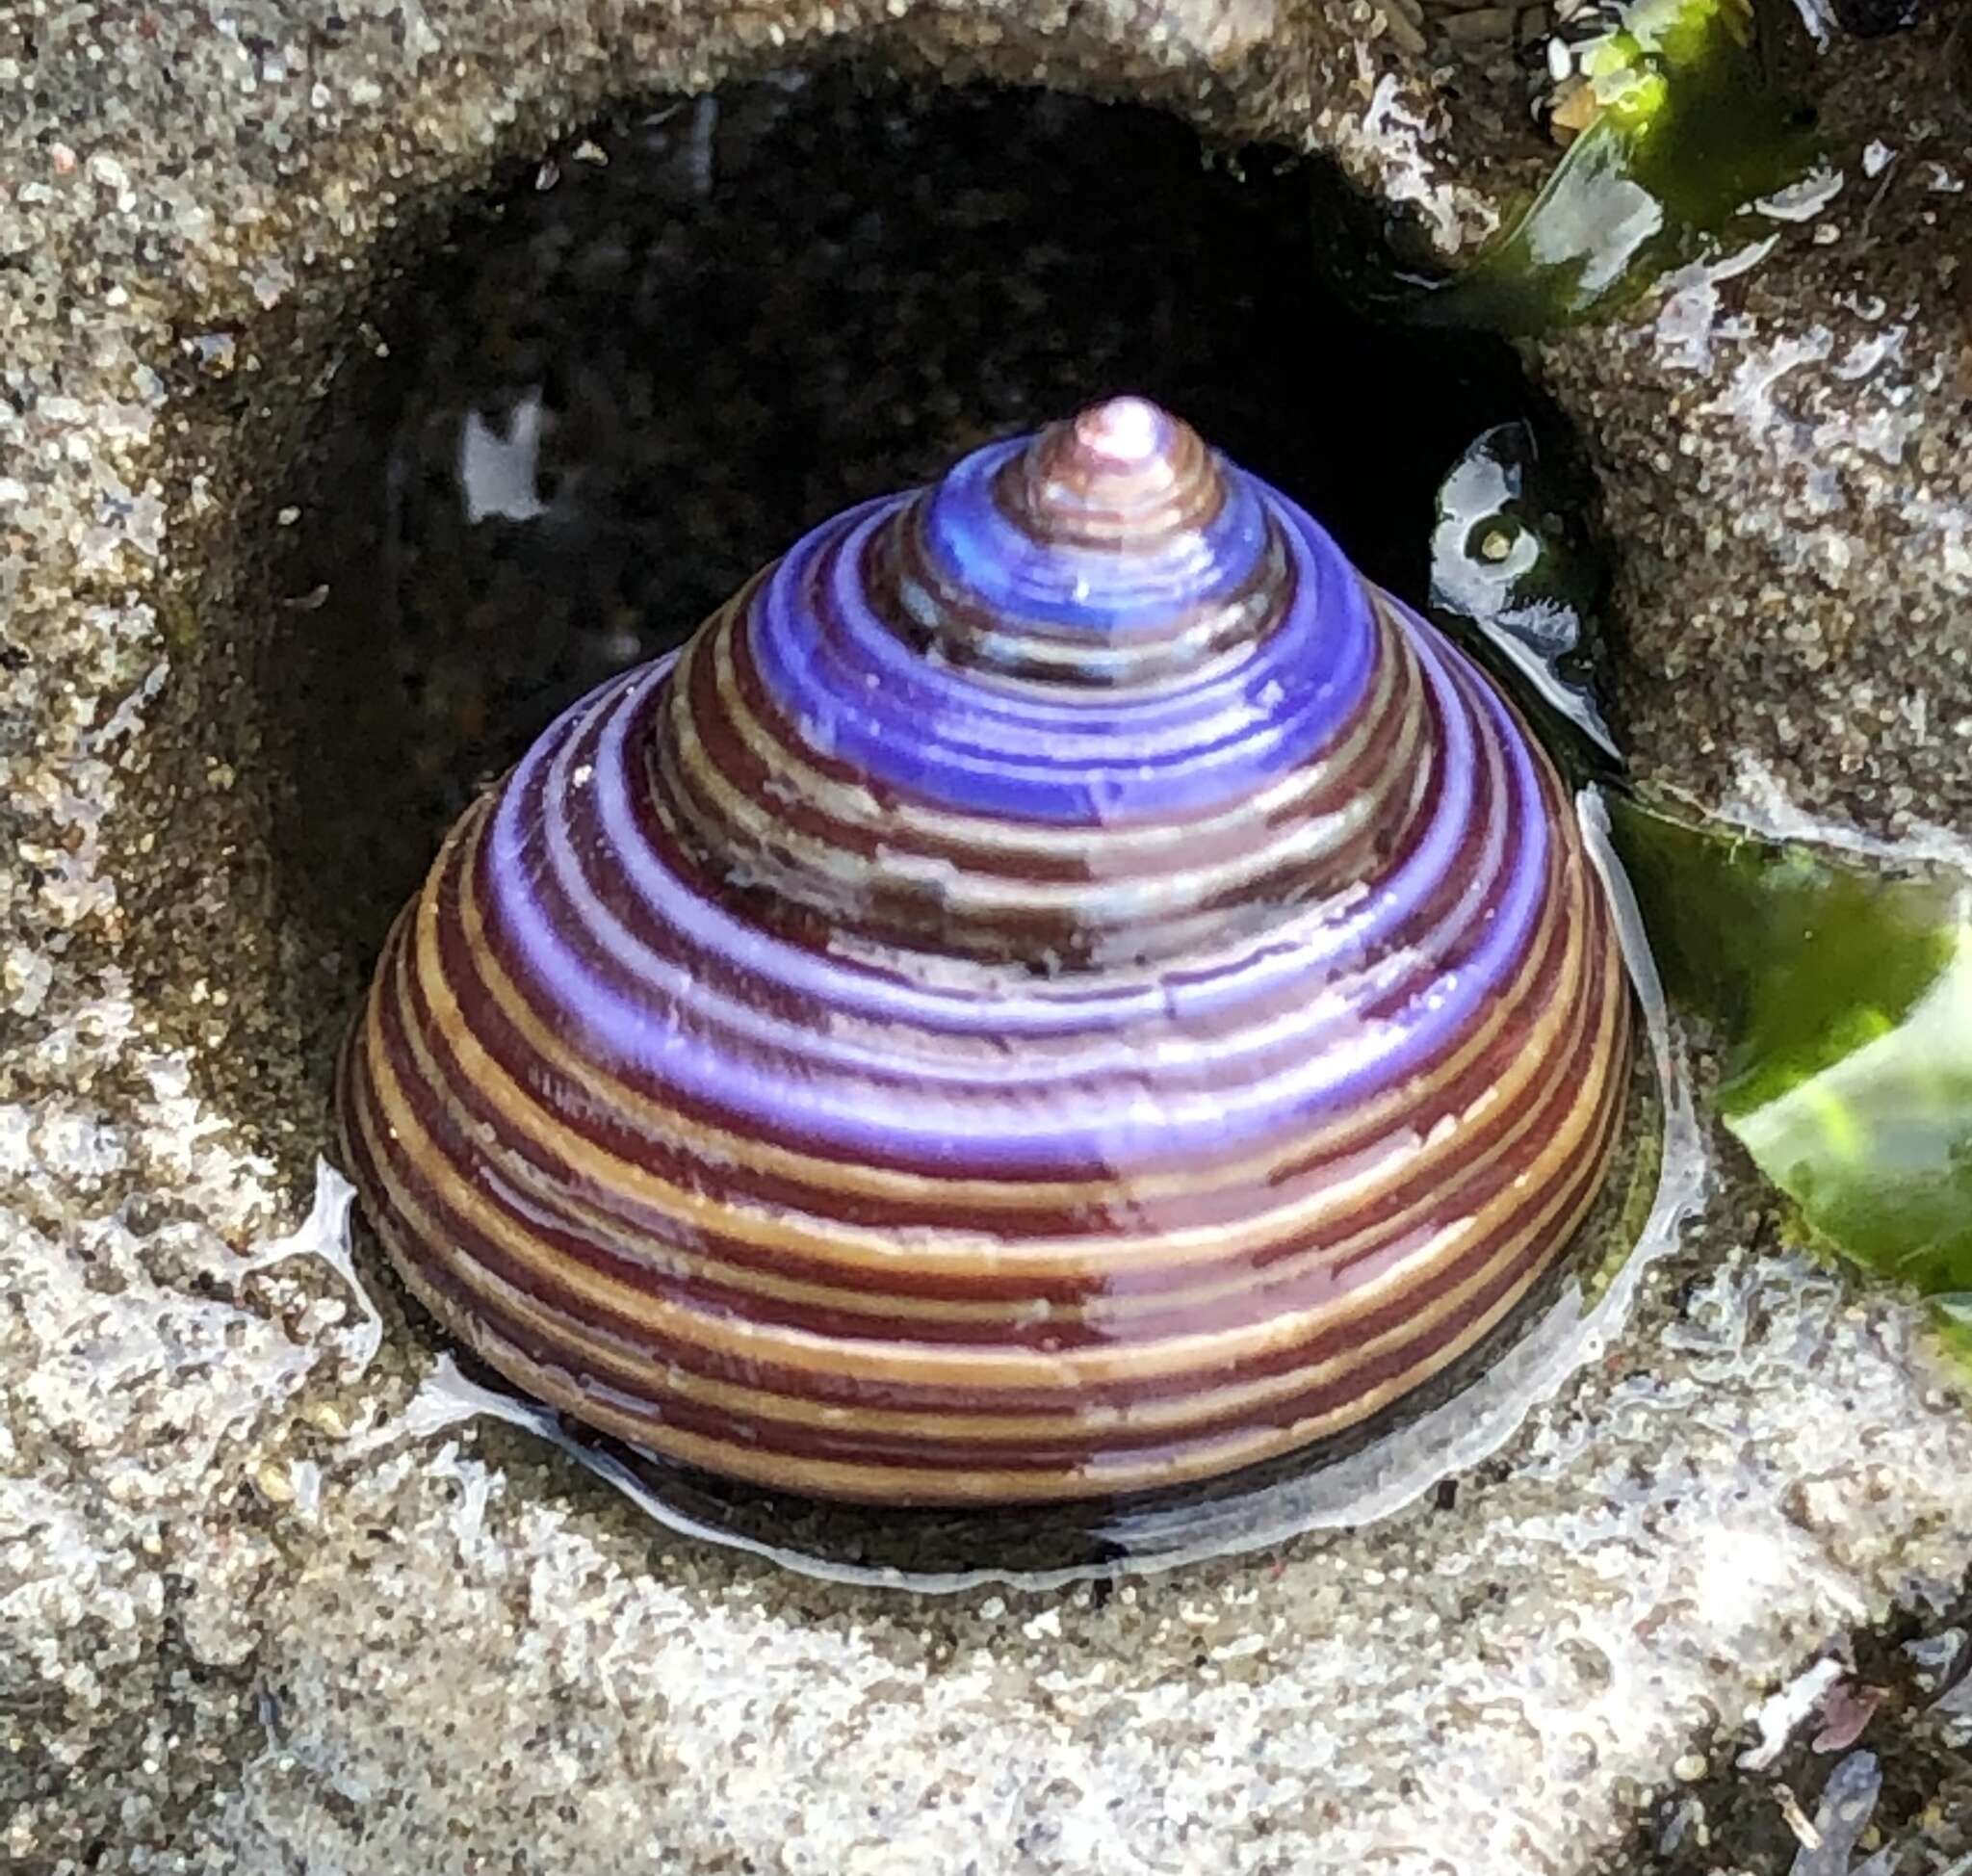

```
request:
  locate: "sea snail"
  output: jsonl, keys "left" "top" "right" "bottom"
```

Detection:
{"left": 337, "top": 396, "right": 1632, "bottom": 1508}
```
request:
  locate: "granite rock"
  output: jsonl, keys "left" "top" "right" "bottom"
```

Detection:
{"left": 2, "top": 2, "right": 1970, "bottom": 1873}
{"left": 1541, "top": 11, "right": 1972, "bottom": 841}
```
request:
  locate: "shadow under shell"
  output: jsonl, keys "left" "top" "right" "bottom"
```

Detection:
{"left": 390, "top": 1043, "right": 1668, "bottom": 1591}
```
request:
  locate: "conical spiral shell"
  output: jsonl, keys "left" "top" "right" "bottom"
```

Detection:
{"left": 338, "top": 398, "right": 1631, "bottom": 1507}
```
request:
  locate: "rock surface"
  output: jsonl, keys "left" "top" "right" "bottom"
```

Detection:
{"left": 1543, "top": 13, "right": 1972, "bottom": 841}
{"left": 2, "top": 2, "right": 1970, "bottom": 1873}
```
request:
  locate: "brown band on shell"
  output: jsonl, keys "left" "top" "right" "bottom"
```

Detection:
{"left": 336, "top": 400, "right": 1635, "bottom": 1506}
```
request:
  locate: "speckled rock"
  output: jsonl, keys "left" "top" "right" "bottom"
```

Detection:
{"left": 3, "top": 2, "right": 1971, "bottom": 1874}
{"left": 1543, "top": 11, "right": 1972, "bottom": 841}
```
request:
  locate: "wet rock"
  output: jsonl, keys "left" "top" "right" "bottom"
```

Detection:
{"left": 3, "top": 2, "right": 1971, "bottom": 1874}
{"left": 1604, "top": 1587, "right": 1972, "bottom": 1873}
{"left": 1534, "top": 13, "right": 1972, "bottom": 841}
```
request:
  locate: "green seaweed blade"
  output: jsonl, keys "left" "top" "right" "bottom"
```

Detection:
{"left": 1609, "top": 795, "right": 1972, "bottom": 1340}
{"left": 1409, "top": 0, "right": 1822, "bottom": 333}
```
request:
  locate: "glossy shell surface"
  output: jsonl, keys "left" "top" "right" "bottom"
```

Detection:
{"left": 338, "top": 398, "right": 1632, "bottom": 1506}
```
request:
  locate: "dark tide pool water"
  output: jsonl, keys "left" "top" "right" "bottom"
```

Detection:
{"left": 262, "top": 73, "right": 1561, "bottom": 1034}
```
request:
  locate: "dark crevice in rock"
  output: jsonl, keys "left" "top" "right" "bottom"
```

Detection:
{"left": 1604, "top": 1576, "right": 1972, "bottom": 1876}
{"left": 173, "top": 68, "right": 1556, "bottom": 1179}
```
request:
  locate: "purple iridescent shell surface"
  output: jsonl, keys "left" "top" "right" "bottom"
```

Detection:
{"left": 337, "top": 397, "right": 1631, "bottom": 1506}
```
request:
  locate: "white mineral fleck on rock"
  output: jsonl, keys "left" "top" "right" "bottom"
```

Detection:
{"left": 1739, "top": 1655, "right": 1847, "bottom": 1771}
{"left": 1345, "top": 69, "right": 1486, "bottom": 253}
{"left": 3, "top": 943, "right": 54, "bottom": 1016}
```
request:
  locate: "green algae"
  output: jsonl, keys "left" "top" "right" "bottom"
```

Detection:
{"left": 1609, "top": 795, "right": 1972, "bottom": 1344}
{"left": 1323, "top": 0, "right": 1823, "bottom": 335}
{"left": 1429, "top": 0, "right": 1819, "bottom": 332}
{"left": 1422, "top": 416, "right": 1972, "bottom": 1344}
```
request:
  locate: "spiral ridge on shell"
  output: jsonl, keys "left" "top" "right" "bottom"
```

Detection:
{"left": 338, "top": 397, "right": 1632, "bottom": 1506}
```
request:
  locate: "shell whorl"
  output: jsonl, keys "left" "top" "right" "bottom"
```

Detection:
{"left": 338, "top": 398, "right": 1632, "bottom": 1507}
